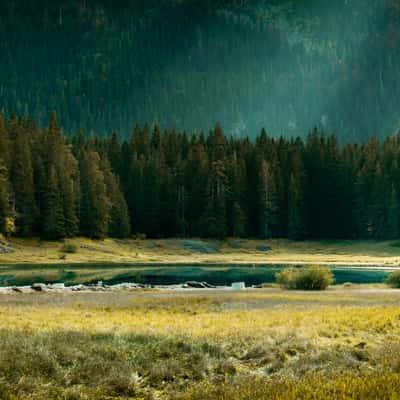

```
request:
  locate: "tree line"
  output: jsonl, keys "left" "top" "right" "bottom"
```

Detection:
{"left": 0, "top": 112, "right": 399, "bottom": 240}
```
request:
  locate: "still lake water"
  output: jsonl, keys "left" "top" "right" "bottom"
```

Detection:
{"left": 97, "top": 266, "right": 389, "bottom": 286}
{"left": 0, "top": 263, "right": 390, "bottom": 286}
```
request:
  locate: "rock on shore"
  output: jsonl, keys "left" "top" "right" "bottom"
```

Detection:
{"left": 0, "top": 281, "right": 221, "bottom": 294}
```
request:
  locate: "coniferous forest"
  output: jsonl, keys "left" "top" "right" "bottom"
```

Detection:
{"left": 2, "top": 0, "right": 400, "bottom": 141}
{"left": 1, "top": 112, "right": 400, "bottom": 241}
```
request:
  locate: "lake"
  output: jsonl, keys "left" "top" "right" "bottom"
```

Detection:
{"left": 0, "top": 263, "right": 390, "bottom": 287}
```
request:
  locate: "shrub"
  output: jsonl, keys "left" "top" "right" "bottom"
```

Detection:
{"left": 60, "top": 243, "right": 78, "bottom": 254}
{"left": 275, "top": 266, "right": 334, "bottom": 290}
{"left": 275, "top": 268, "right": 299, "bottom": 290}
{"left": 386, "top": 271, "right": 400, "bottom": 288}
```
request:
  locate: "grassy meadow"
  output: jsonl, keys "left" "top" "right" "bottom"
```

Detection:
{"left": 2, "top": 237, "right": 400, "bottom": 266}
{"left": 2, "top": 288, "right": 400, "bottom": 399}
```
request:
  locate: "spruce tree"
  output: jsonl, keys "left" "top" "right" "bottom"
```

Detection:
{"left": 0, "top": 159, "right": 12, "bottom": 236}
{"left": 257, "top": 159, "right": 277, "bottom": 239}
{"left": 9, "top": 117, "right": 37, "bottom": 236}
{"left": 202, "top": 160, "right": 228, "bottom": 239}
{"left": 108, "top": 131, "right": 121, "bottom": 174}
{"left": 79, "top": 149, "right": 111, "bottom": 239}
{"left": 0, "top": 113, "right": 10, "bottom": 169}
{"left": 288, "top": 173, "right": 306, "bottom": 240}
{"left": 185, "top": 139, "right": 208, "bottom": 236}
{"left": 142, "top": 155, "right": 162, "bottom": 237}
{"left": 127, "top": 153, "right": 145, "bottom": 234}
{"left": 227, "top": 154, "right": 247, "bottom": 237}
{"left": 102, "top": 158, "right": 130, "bottom": 238}
{"left": 287, "top": 148, "right": 306, "bottom": 240}
{"left": 385, "top": 186, "right": 399, "bottom": 240}
{"left": 42, "top": 165, "right": 65, "bottom": 239}
{"left": 41, "top": 113, "right": 79, "bottom": 238}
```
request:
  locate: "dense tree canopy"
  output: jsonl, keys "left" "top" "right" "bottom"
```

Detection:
{"left": 1, "top": 113, "right": 400, "bottom": 240}
{"left": 2, "top": 0, "right": 400, "bottom": 141}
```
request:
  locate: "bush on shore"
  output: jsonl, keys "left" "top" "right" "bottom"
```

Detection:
{"left": 60, "top": 243, "right": 78, "bottom": 254}
{"left": 386, "top": 271, "right": 400, "bottom": 288}
{"left": 275, "top": 266, "right": 334, "bottom": 290}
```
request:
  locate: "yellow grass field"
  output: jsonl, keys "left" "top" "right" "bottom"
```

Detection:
{"left": 2, "top": 288, "right": 400, "bottom": 399}
{"left": 2, "top": 237, "right": 400, "bottom": 266}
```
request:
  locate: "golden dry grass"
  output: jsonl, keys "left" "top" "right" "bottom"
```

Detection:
{"left": 2, "top": 237, "right": 400, "bottom": 266}
{"left": 1, "top": 288, "right": 400, "bottom": 398}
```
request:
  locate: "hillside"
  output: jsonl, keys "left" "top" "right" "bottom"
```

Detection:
{"left": 1, "top": 0, "right": 400, "bottom": 140}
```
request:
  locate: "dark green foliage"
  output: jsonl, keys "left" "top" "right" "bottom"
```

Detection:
{"left": 42, "top": 165, "right": 66, "bottom": 239}
{"left": 9, "top": 116, "right": 37, "bottom": 237}
{"left": 5, "top": 111, "right": 400, "bottom": 241}
{"left": 2, "top": 1, "right": 400, "bottom": 142}
{"left": 102, "top": 158, "right": 131, "bottom": 238}
{"left": 288, "top": 173, "right": 306, "bottom": 240}
{"left": 40, "top": 114, "right": 79, "bottom": 239}
{"left": 60, "top": 243, "right": 78, "bottom": 254}
{"left": 0, "top": 159, "right": 12, "bottom": 235}
{"left": 257, "top": 159, "right": 278, "bottom": 239}
{"left": 79, "top": 149, "right": 111, "bottom": 239}
{"left": 386, "top": 271, "right": 400, "bottom": 288}
{"left": 202, "top": 160, "right": 228, "bottom": 239}
{"left": 276, "top": 266, "right": 335, "bottom": 290}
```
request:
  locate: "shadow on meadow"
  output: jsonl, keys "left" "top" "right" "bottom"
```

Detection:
{"left": 0, "top": 329, "right": 224, "bottom": 399}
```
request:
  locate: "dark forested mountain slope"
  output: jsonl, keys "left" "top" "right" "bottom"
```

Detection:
{"left": 1, "top": 0, "right": 400, "bottom": 140}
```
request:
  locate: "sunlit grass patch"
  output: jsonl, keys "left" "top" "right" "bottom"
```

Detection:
{"left": 176, "top": 373, "right": 400, "bottom": 400}
{"left": 4, "top": 238, "right": 400, "bottom": 266}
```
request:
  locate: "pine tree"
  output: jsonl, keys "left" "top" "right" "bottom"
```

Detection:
{"left": 42, "top": 165, "right": 66, "bottom": 239}
{"left": 127, "top": 153, "right": 145, "bottom": 234}
{"left": 0, "top": 159, "right": 13, "bottom": 236}
{"left": 79, "top": 149, "right": 110, "bottom": 239}
{"left": 60, "top": 166, "right": 79, "bottom": 238}
{"left": 0, "top": 113, "right": 10, "bottom": 169}
{"left": 304, "top": 129, "right": 325, "bottom": 238}
{"left": 185, "top": 139, "right": 208, "bottom": 236}
{"left": 41, "top": 113, "right": 79, "bottom": 238}
{"left": 257, "top": 159, "right": 278, "bottom": 239}
{"left": 142, "top": 155, "right": 162, "bottom": 237}
{"left": 227, "top": 154, "right": 247, "bottom": 237}
{"left": 288, "top": 173, "right": 306, "bottom": 240}
{"left": 287, "top": 147, "right": 306, "bottom": 240}
{"left": 385, "top": 185, "right": 399, "bottom": 240}
{"left": 202, "top": 160, "right": 228, "bottom": 239}
{"left": 102, "top": 158, "right": 130, "bottom": 238}
{"left": 9, "top": 117, "right": 37, "bottom": 236}
{"left": 108, "top": 131, "right": 121, "bottom": 174}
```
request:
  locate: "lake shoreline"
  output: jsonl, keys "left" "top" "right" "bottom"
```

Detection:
{"left": 0, "top": 263, "right": 392, "bottom": 287}
{"left": 1, "top": 261, "right": 400, "bottom": 270}
{"left": 0, "top": 283, "right": 394, "bottom": 295}
{"left": 2, "top": 237, "right": 400, "bottom": 267}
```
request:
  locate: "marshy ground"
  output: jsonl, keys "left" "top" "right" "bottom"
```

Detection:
{"left": 2, "top": 287, "right": 400, "bottom": 399}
